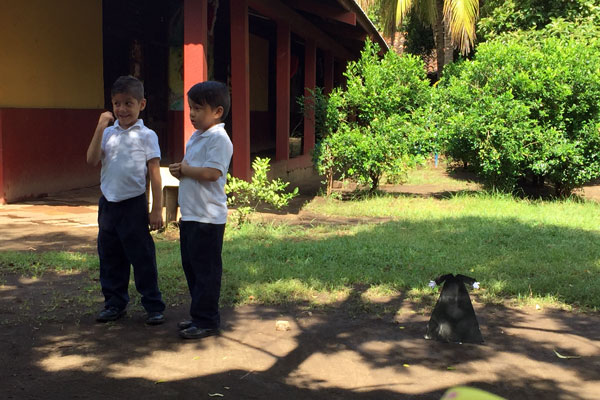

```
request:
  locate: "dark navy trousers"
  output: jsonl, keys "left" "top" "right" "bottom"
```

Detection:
{"left": 97, "top": 194, "right": 165, "bottom": 313}
{"left": 179, "top": 220, "right": 225, "bottom": 329}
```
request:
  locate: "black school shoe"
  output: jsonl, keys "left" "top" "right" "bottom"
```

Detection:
{"left": 177, "top": 320, "right": 193, "bottom": 330}
{"left": 146, "top": 312, "right": 165, "bottom": 325}
{"left": 179, "top": 325, "right": 220, "bottom": 340}
{"left": 96, "top": 307, "right": 126, "bottom": 322}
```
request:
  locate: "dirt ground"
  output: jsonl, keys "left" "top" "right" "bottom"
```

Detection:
{"left": 1, "top": 170, "right": 600, "bottom": 399}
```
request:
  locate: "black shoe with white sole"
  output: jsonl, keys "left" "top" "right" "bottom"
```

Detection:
{"left": 179, "top": 326, "right": 219, "bottom": 340}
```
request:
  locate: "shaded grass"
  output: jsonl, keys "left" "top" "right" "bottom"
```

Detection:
{"left": 2, "top": 191, "right": 600, "bottom": 311}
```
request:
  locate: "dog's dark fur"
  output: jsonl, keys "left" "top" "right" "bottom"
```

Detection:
{"left": 425, "top": 274, "right": 484, "bottom": 344}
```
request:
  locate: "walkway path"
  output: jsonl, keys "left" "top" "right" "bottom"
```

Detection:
{"left": 0, "top": 186, "right": 100, "bottom": 252}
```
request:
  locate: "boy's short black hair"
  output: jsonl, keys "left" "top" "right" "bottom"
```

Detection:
{"left": 111, "top": 76, "right": 145, "bottom": 100}
{"left": 187, "top": 81, "right": 230, "bottom": 121}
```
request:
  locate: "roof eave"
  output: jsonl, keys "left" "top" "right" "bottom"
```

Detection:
{"left": 335, "top": 0, "right": 390, "bottom": 52}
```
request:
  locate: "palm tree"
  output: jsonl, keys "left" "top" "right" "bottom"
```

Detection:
{"left": 358, "top": 0, "right": 480, "bottom": 77}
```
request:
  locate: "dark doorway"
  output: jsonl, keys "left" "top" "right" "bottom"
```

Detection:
{"left": 102, "top": 0, "right": 174, "bottom": 164}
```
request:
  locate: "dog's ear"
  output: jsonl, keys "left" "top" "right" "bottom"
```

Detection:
{"left": 435, "top": 273, "right": 454, "bottom": 285}
{"left": 456, "top": 274, "right": 476, "bottom": 286}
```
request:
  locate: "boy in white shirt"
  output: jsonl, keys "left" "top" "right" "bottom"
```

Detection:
{"left": 86, "top": 76, "right": 165, "bottom": 325}
{"left": 169, "top": 81, "right": 233, "bottom": 339}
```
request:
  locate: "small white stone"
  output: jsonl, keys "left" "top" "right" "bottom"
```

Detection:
{"left": 275, "top": 320, "right": 291, "bottom": 331}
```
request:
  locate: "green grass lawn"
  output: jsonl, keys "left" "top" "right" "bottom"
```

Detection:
{"left": 2, "top": 166, "right": 600, "bottom": 312}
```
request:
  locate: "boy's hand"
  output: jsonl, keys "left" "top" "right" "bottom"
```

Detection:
{"left": 98, "top": 111, "right": 115, "bottom": 128}
{"left": 149, "top": 207, "right": 163, "bottom": 231}
{"left": 181, "top": 160, "right": 190, "bottom": 176}
{"left": 87, "top": 112, "right": 114, "bottom": 166}
{"left": 169, "top": 162, "right": 182, "bottom": 179}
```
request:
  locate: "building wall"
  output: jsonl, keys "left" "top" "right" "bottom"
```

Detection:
{"left": 0, "top": 109, "right": 102, "bottom": 201}
{"left": 0, "top": 0, "right": 104, "bottom": 202}
{"left": 0, "top": 0, "right": 104, "bottom": 108}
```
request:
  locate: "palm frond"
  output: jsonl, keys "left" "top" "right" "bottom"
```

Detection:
{"left": 356, "top": 0, "right": 377, "bottom": 11}
{"left": 414, "top": 0, "right": 436, "bottom": 27}
{"left": 374, "top": 0, "right": 400, "bottom": 38}
{"left": 395, "top": 0, "right": 414, "bottom": 24}
{"left": 443, "top": 0, "right": 479, "bottom": 54}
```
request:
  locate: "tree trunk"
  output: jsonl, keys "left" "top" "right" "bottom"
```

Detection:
{"left": 433, "top": 0, "right": 446, "bottom": 79}
{"left": 433, "top": 0, "right": 454, "bottom": 79}
{"left": 443, "top": 17, "right": 454, "bottom": 67}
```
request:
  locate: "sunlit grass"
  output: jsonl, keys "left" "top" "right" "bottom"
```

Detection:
{"left": 216, "top": 199, "right": 600, "bottom": 310}
{"left": 2, "top": 168, "right": 600, "bottom": 312}
{"left": 0, "top": 251, "right": 97, "bottom": 276}
{"left": 403, "top": 162, "right": 474, "bottom": 186}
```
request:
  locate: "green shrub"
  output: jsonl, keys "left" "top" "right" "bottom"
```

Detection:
{"left": 437, "top": 28, "right": 600, "bottom": 195}
{"left": 478, "top": 0, "right": 600, "bottom": 41}
{"left": 225, "top": 157, "right": 299, "bottom": 224}
{"left": 316, "top": 115, "right": 419, "bottom": 191}
{"left": 297, "top": 86, "right": 344, "bottom": 142}
{"left": 312, "top": 40, "right": 434, "bottom": 193}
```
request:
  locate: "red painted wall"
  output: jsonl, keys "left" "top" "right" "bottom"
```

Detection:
{"left": 0, "top": 108, "right": 102, "bottom": 203}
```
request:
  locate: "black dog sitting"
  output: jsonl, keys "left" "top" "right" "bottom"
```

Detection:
{"left": 425, "top": 274, "right": 484, "bottom": 344}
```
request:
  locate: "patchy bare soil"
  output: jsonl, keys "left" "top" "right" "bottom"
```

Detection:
{"left": 1, "top": 169, "right": 600, "bottom": 399}
{"left": 1, "top": 269, "right": 599, "bottom": 400}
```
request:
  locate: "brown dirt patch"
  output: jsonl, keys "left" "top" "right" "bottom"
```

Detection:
{"left": 1, "top": 269, "right": 599, "bottom": 399}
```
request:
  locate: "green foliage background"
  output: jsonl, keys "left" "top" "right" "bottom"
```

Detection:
{"left": 478, "top": 0, "right": 600, "bottom": 41}
{"left": 312, "top": 40, "right": 433, "bottom": 192}
{"left": 436, "top": 18, "right": 600, "bottom": 194}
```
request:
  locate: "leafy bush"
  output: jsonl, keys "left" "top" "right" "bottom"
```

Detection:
{"left": 478, "top": 0, "right": 600, "bottom": 41}
{"left": 225, "top": 157, "right": 299, "bottom": 224}
{"left": 297, "top": 86, "right": 344, "bottom": 142}
{"left": 316, "top": 115, "right": 418, "bottom": 191}
{"left": 437, "top": 27, "right": 600, "bottom": 195}
{"left": 312, "top": 40, "right": 434, "bottom": 193}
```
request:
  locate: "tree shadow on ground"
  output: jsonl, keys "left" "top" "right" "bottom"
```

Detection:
{"left": 1, "top": 279, "right": 597, "bottom": 399}
{"left": 381, "top": 189, "right": 483, "bottom": 200}
{"left": 1, "top": 273, "right": 599, "bottom": 398}
{"left": 445, "top": 165, "right": 481, "bottom": 183}
{"left": 2, "top": 213, "right": 600, "bottom": 399}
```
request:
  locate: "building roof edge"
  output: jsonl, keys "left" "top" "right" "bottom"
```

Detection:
{"left": 336, "top": 0, "right": 390, "bottom": 51}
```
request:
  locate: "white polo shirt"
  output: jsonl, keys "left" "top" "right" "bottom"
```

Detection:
{"left": 100, "top": 119, "right": 161, "bottom": 202}
{"left": 179, "top": 123, "right": 233, "bottom": 224}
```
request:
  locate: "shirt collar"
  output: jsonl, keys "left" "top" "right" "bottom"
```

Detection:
{"left": 114, "top": 119, "right": 144, "bottom": 132}
{"left": 192, "top": 123, "right": 225, "bottom": 139}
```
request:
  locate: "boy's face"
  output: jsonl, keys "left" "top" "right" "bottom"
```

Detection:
{"left": 111, "top": 93, "right": 146, "bottom": 129}
{"left": 189, "top": 98, "right": 223, "bottom": 132}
